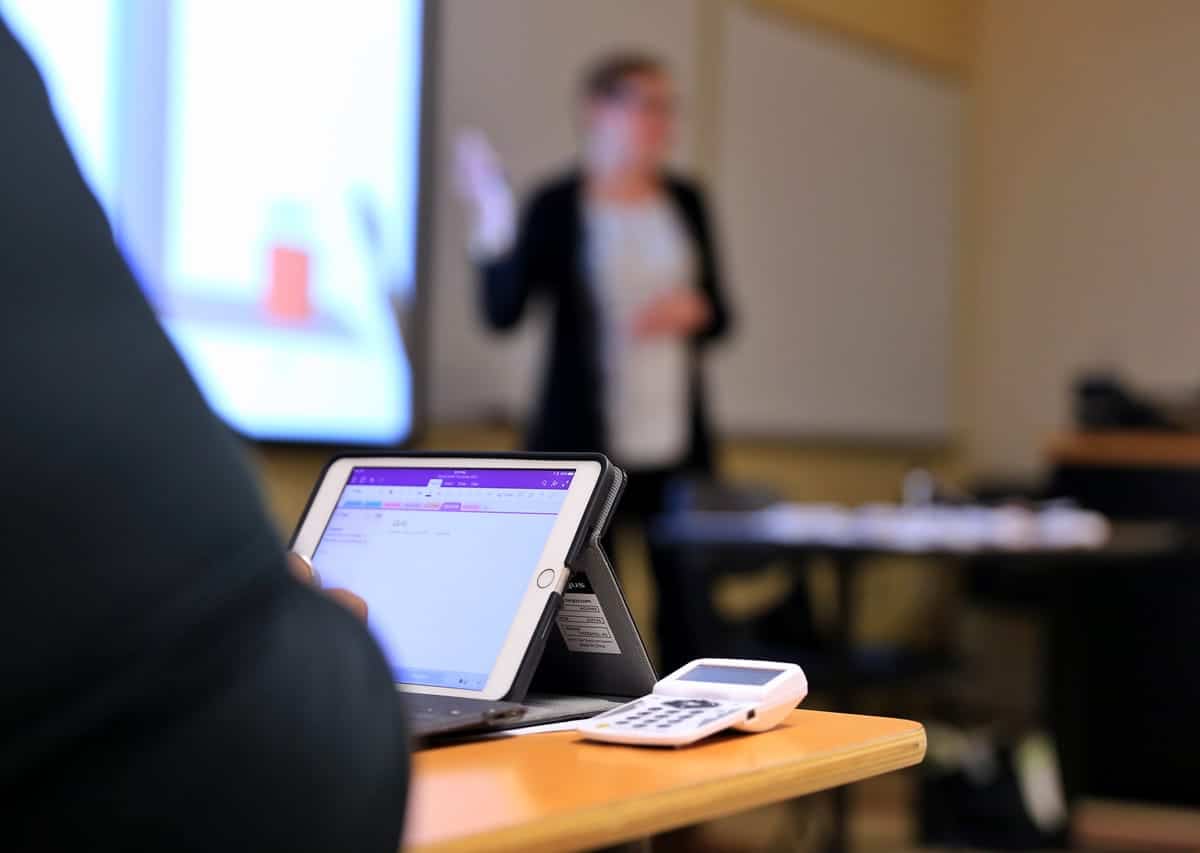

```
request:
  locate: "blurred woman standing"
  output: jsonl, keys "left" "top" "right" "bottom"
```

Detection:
{"left": 456, "top": 53, "right": 732, "bottom": 670}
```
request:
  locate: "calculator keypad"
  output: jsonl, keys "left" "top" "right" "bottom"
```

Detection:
{"left": 594, "top": 698, "right": 748, "bottom": 733}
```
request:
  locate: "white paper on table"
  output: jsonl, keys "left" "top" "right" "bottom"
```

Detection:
{"left": 473, "top": 720, "right": 582, "bottom": 740}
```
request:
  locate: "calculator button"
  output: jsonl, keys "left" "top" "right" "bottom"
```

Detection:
{"left": 664, "top": 699, "right": 720, "bottom": 710}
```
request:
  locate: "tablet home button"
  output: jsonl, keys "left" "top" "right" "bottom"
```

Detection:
{"left": 536, "top": 569, "right": 555, "bottom": 589}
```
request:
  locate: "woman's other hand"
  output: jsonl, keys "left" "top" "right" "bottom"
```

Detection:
{"left": 632, "top": 288, "right": 712, "bottom": 339}
{"left": 453, "top": 129, "right": 516, "bottom": 258}
{"left": 287, "top": 552, "right": 369, "bottom": 622}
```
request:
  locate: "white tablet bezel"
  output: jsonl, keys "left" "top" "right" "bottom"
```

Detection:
{"left": 291, "top": 456, "right": 604, "bottom": 701}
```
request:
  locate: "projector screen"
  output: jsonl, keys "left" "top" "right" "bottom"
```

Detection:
{"left": 3, "top": 0, "right": 426, "bottom": 446}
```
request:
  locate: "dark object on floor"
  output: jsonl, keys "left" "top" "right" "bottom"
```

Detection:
{"left": 920, "top": 734, "right": 1066, "bottom": 850}
{"left": 1045, "top": 440, "right": 1200, "bottom": 808}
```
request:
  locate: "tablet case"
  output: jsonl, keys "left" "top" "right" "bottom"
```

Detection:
{"left": 290, "top": 452, "right": 657, "bottom": 708}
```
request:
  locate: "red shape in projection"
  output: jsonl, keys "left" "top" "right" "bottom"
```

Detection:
{"left": 265, "top": 244, "right": 312, "bottom": 322}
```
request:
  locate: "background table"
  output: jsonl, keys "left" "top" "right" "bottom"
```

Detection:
{"left": 649, "top": 511, "right": 1184, "bottom": 849}
{"left": 405, "top": 710, "right": 925, "bottom": 853}
{"left": 650, "top": 511, "right": 1180, "bottom": 706}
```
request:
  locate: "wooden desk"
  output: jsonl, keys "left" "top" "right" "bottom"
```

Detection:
{"left": 405, "top": 710, "right": 925, "bottom": 853}
{"left": 1048, "top": 431, "right": 1200, "bottom": 467}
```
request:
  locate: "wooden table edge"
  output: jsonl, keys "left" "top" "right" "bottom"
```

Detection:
{"left": 1047, "top": 431, "right": 1200, "bottom": 468}
{"left": 409, "top": 719, "right": 926, "bottom": 853}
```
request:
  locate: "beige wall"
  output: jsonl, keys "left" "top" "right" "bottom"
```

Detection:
{"left": 763, "top": 0, "right": 1200, "bottom": 478}
{"left": 748, "top": 0, "right": 975, "bottom": 74}
{"left": 965, "top": 0, "right": 1200, "bottom": 477}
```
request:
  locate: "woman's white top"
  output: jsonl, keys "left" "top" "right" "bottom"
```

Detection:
{"left": 584, "top": 196, "right": 695, "bottom": 469}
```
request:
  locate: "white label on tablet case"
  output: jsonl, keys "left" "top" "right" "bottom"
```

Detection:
{"left": 557, "top": 575, "right": 621, "bottom": 654}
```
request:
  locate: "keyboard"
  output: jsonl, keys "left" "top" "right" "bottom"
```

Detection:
{"left": 400, "top": 692, "right": 526, "bottom": 739}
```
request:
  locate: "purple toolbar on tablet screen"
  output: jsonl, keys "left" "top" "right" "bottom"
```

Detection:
{"left": 345, "top": 467, "right": 576, "bottom": 490}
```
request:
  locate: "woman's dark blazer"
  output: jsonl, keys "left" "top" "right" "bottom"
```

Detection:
{"left": 478, "top": 168, "right": 732, "bottom": 473}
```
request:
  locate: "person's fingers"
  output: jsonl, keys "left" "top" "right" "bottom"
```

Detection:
{"left": 683, "top": 291, "right": 712, "bottom": 330}
{"left": 453, "top": 129, "right": 502, "bottom": 200}
{"left": 452, "top": 132, "right": 482, "bottom": 198}
{"left": 326, "top": 588, "right": 369, "bottom": 622}
{"left": 287, "top": 552, "right": 368, "bottom": 620}
{"left": 633, "top": 291, "right": 682, "bottom": 334}
{"left": 631, "top": 290, "right": 711, "bottom": 339}
{"left": 631, "top": 301, "right": 662, "bottom": 338}
{"left": 660, "top": 289, "right": 708, "bottom": 331}
{"left": 287, "top": 551, "right": 316, "bottom": 584}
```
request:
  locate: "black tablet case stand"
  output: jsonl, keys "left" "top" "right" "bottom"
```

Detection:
{"left": 499, "top": 460, "right": 657, "bottom": 705}
{"left": 507, "top": 465, "right": 657, "bottom": 705}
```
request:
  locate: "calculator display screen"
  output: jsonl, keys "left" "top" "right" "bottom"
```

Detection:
{"left": 679, "top": 665, "right": 783, "bottom": 686}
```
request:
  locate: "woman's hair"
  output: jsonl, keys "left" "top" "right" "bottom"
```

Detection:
{"left": 581, "top": 52, "right": 667, "bottom": 101}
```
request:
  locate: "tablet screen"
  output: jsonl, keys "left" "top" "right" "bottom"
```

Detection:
{"left": 311, "top": 467, "right": 577, "bottom": 691}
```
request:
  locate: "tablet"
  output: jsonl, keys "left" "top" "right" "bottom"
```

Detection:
{"left": 291, "top": 456, "right": 605, "bottom": 701}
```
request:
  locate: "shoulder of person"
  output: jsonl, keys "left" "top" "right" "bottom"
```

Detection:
{"left": 525, "top": 168, "right": 584, "bottom": 214}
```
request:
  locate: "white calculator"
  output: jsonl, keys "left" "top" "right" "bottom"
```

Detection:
{"left": 578, "top": 658, "right": 808, "bottom": 747}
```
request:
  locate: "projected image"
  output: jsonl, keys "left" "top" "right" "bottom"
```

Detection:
{"left": 2, "top": 0, "right": 424, "bottom": 445}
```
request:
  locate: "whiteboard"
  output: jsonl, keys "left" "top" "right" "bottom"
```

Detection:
{"left": 708, "top": 5, "right": 960, "bottom": 441}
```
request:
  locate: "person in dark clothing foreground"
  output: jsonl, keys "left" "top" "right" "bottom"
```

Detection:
{"left": 0, "top": 20, "right": 408, "bottom": 851}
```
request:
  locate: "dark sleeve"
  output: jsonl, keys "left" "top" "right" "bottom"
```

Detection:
{"left": 477, "top": 186, "right": 556, "bottom": 330}
{"left": 0, "top": 20, "right": 407, "bottom": 851}
{"left": 674, "top": 178, "right": 733, "bottom": 344}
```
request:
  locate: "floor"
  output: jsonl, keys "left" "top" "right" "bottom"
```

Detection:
{"left": 678, "top": 772, "right": 921, "bottom": 851}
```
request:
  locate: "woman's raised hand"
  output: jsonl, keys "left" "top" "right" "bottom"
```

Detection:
{"left": 453, "top": 129, "right": 516, "bottom": 258}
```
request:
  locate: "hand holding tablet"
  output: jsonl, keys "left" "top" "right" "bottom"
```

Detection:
{"left": 286, "top": 551, "right": 369, "bottom": 621}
